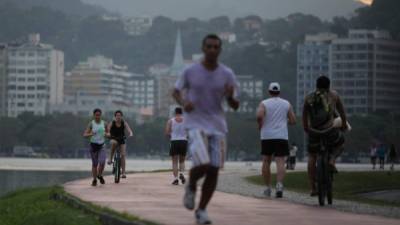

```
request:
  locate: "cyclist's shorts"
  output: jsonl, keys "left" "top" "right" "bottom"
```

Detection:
{"left": 307, "top": 128, "right": 344, "bottom": 155}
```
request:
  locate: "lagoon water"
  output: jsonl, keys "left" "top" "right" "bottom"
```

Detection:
{"left": 0, "top": 157, "right": 262, "bottom": 196}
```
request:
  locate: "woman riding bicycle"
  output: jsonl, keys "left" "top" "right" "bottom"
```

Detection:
{"left": 106, "top": 110, "right": 133, "bottom": 179}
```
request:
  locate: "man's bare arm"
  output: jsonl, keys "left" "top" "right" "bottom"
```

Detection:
{"left": 288, "top": 105, "right": 296, "bottom": 125}
{"left": 256, "top": 103, "right": 265, "bottom": 130}
{"left": 302, "top": 101, "right": 309, "bottom": 133}
{"left": 336, "top": 95, "right": 348, "bottom": 130}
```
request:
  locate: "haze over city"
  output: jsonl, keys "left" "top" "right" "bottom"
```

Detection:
{"left": 83, "top": 0, "right": 366, "bottom": 20}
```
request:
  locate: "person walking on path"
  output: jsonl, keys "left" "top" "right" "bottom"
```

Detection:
{"left": 83, "top": 108, "right": 108, "bottom": 186}
{"left": 173, "top": 34, "right": 240, "bottom": 224}
{"left": 107, "top": 110, "right": 133, "bottom": 179}
{"left": 288, "top": 142, "right": 298, "bottom": 170}
{"left": 370, "top": 144, "right": 378, "bottom": 170}
{"left": 377, "top": 143, "right": 386, "bottom": 170}
{"left": 256, "top": 82, "right": 296, "bottom": 198}
{"left": 165, "top": 107, "right": 188, "bottom": 185}
{"left": 388, "top": 144, "right": 397, "bottom": 171}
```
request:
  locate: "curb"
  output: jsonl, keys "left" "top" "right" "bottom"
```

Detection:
{"left": 50, "top": 191, "right": 151, "bottom": 225}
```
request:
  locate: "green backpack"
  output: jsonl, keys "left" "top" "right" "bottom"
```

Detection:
{"left": 307, "top": 90, "right": 333, "bottom": 128}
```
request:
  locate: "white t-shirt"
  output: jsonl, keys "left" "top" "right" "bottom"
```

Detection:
{"left": 290, "top": 146, "right": 298, "bottom": 157}
{"left": 260, "top": 97, "right": 290, "bottom": 140}
{"left": 170, "top": 117, "right": 187, "bottom": 141}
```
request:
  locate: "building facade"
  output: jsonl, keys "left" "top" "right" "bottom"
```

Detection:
{"left": 330, "top": 30, "right": 400, "bottom": 115}
{"left": 0, "top": 44, "right": 8, "bottom": 117}
{"left": 61, "top": 55, "right": 155, "bottom": 118}
{"left": 296, "top": 33, "right": 338, "bottom": 115}
{"left": 124, "top": 16, "right": 152, "bottom": 36}
{"left": 7, "top": 34, "right": 64, "bottom": 117}
{"left": 235, "top": 75, "right": 263, "bottom": 114}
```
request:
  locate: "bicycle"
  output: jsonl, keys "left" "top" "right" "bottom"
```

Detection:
{"left": 309, "top": 127, "right": 335, "bottom": 206}
{"left": 111, "top": 136, "right": 126, "bottom": 184}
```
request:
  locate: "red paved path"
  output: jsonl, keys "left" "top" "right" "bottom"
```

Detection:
{"left": 64, "top": 172, "right": 399, "bottom": 225}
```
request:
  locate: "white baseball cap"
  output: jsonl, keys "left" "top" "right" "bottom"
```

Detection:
{"left": 269, "top": 82, "right": 280, "bottom": 92}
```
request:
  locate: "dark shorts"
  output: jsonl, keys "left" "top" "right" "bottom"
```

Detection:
{"left": 261, "top": 139, "right": 289, "bottom": 157}
{"left": 170, "top": 140, "right": 188, "bottom": 156}
{"left": 307, "top": 128, "right": 345, "bottom": 155}
{"left": 89, "top": 143, "right": 106, "bottom": 167}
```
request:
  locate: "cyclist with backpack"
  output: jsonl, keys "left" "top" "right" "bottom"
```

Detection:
{"left": 302, "top": 75, "right": 347, "bottom": 196}
{"left": 107, "top": 110, "right": 133, "bottom": 179}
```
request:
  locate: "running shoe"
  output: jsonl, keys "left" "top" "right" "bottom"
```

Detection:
{"left": 195, "top": 209, "right": 212, "bottom": 224}
{"left": 276, "top": 182, "right": 284, "bottom": 198}
{"left": 179, "top": 173, "right": 186, "bottom": 184}
{"left": 91, "top": 178, "right": 97, "bottom": 186}
{"left": 107, "top": 160, "right": 113, "bottom": 165}
{"left": 172, "top": 179, "right": 179, "bottom": 185}
{"left": 97, "top": 175, "right": 105, "bottom": 184}
{"left": 183, "top": 185, "right": 196, "bottom": 210}
{"left": 121, "top": 174, "right": 127, "bottom": 179}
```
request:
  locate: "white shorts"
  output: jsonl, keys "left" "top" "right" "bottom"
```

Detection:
{"left": 188, "top": 130, "right": 225, "bottom": 168}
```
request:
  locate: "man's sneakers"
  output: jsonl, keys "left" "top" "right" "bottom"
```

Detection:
{"left": 107, "top": 160, "right": 113, "bottom": 165}
{"left": 195, "top": 209, "right": 212, "bottom": 224}
{"left": 97, "top": 175, "right": 105, "bottom": 184}
{"left": 121, "top": 174, "right": 127, "bottom": 179}
{"left": 276, "top": 182, "right": 284, "bottom": 198}
{"left": 263, "top": 187, "right": 271, "bottom": 197}
{"left": 183, "top": 185, "right": 196, "bottom": 210}
{"left": 172, "top": 179, "right": 179, "bottom": 185}
{"left": 179, "top": 173, "right": 186, "bottom": 184}
{"left": 91, "top": 178, "right": 97, "bottom": 186}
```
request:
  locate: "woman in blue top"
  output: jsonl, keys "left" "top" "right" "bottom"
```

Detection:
{"left": 83, "top": 108, "right": 109, "bottom": 186}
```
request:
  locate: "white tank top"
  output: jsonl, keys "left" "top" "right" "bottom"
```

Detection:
{"left": 171, "top": 117, "right": 187, "bottom": 141}
{"left": 260, "top": 97, "right": 290, "bottom": 140}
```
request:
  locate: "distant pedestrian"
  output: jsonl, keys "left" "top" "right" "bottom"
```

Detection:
{"left": 388, "top": 144, "right": 397, "bottom": 171}
{"left": 288, "top": 143, "right": 298, "bottom": 170}
{"left": 165, "top": 107, "right": 188, "bottom": 185}
{"left": 370, "top": 144, "right": 377, "bottom": 170}
{"left": 377, "top": 144, "right": 386, "bottom": 170}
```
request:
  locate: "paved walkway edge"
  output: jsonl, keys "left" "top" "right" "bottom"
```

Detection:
{"left": 50, "top": 189, "right": 153, "bottom": 225}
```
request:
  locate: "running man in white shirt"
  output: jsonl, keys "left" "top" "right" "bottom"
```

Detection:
{"left": 165, "top": 107, "right": 188, "bottom": 185}
{"left": 173, "top": 34, "right": 240, "bottom": 225}
{"left": 256, "top": 82, "right": 296, "bottom": 198}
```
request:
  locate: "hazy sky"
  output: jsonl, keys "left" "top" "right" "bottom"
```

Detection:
{"left": 82, "top": 0, "right": 366, "bottom": 20}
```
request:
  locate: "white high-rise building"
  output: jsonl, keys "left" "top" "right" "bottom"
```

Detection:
{"left": 7, "top": 34, "right": 64, "bottom": 117}
{"left": 296, "top": 33, "right": 338, "bottom": 115}
{"left": 0, "top": 43, "right": 8, "bottom": 117}
{"left": 330, "top": 30, "right": 400, "bottom": 115}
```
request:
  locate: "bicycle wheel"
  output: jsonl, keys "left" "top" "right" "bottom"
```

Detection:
{"left": 317, "top": 153, "right": 327, "bottom": 206}
{"left": 327, "top": 167, "right": 333, "bottom": 205}
{"left": 114, "top": 154, "right": 121, "bottom": 183}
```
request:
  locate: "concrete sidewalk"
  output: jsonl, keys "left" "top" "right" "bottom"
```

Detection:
{"left": 64, "top": 172, "right": 399, "bottom": 225}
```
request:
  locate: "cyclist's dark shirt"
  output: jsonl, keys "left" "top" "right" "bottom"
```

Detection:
{"left": 110, "top": 120, "right": 125, "bottom": 140}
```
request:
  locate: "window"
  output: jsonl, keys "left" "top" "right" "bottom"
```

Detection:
{"left": 27, "top": 86, "right": 35, "bottom": 91}
{"left": 17, "top": 86, "right": 26, "bottom": 90}
{"left": 27, "top": 69, "right": 35, "bottom": 74}
{"left": 17, "top": 78, "right": 26, "bottom": 82}
{"left": 17, "top": 69, "right": 26, "bottom": 74}
{"left": 17, "top": 102, "right": 25, "bottom": 107}
{"left": 8, "top": 85, "right": 16, "bottom": 90}
{"left": 37, "top": 85, "right": 46, "bottom": 90}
